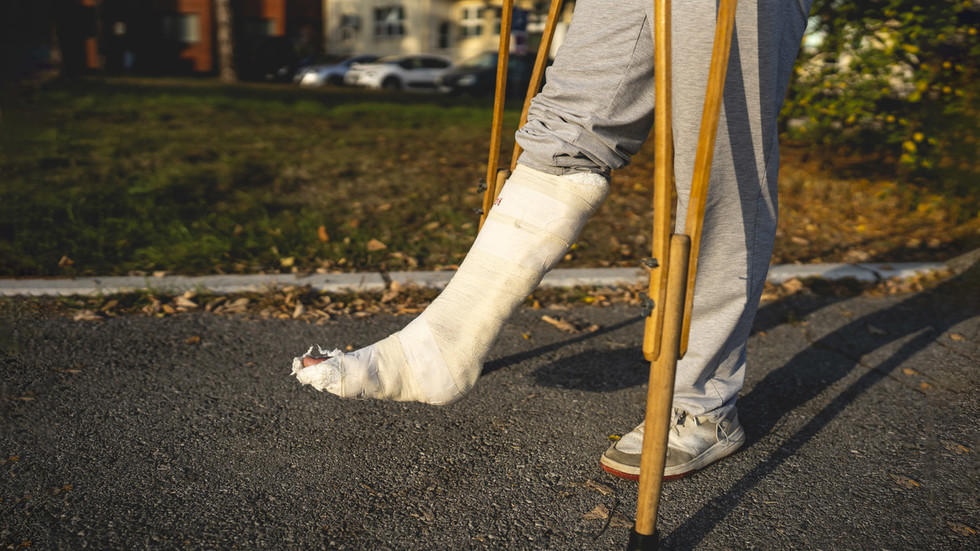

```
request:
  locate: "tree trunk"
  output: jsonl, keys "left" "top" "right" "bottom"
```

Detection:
{"left": 215, "top": 0, "right": 236, "bottom": 82}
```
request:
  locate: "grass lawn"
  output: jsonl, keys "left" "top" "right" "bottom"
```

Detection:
{"left": 1, "top": 77, "right": 978, "bottom": 277}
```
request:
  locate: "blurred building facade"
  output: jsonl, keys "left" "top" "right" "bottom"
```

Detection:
{"left": 324, "top": 1, "right": 574, "bottom": 62}
{"left": 59, "top": 0, "right": 571, "bottom": 76}
{"left": 71, "top": 0, "right": 322, "bottom": 75}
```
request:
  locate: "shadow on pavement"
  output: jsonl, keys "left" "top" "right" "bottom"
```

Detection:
{"left": 483, "top": 315, "right": 645, "bottom": 379}
{"left": 667, "top": 255, "right": 979, "bottom": 549}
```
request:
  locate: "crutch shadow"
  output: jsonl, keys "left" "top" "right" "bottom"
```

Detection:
{"left": 663, "top": 256, "right": 980, "bottom": 550}
{"left": 482, "top": 315, "right": 645, "bottom": 377}
{"left": 530, "top": 346, "right": 649, "bottom": 392}
{"left": 507, "top": 282, "right": 867, "bottom": 394}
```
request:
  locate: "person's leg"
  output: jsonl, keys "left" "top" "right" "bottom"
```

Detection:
{"left": 290, "top": 0, "right": 660, "bottom": 405}
{"left": 601, "top": 0, "right": 814, "bottom": 480}
{"left": 293, "top": 166, "right": 607, "bottom": 404}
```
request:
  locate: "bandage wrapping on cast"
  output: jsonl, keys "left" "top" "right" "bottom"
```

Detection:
{"left": 291, "top": 165, "right": 608, "bottom": 404}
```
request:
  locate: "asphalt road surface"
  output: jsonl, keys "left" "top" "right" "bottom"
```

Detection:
{"left": 2, "top": 263, "right": 978, "bottom": 549}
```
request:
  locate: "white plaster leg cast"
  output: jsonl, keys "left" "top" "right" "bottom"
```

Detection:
{"left": 291, "top": 165, "right": 608, "bottom": 405}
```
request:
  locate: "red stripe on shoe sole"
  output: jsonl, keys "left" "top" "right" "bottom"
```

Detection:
{"left": 600, "top": 463, "right": 696, "bottom": 482}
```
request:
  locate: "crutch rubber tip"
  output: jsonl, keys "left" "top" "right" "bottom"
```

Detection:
{"left": 627, "top": 528, "right": 659, "bottom": 551}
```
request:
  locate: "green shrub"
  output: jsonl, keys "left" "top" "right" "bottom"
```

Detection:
{"left": 784, "top": 0, "right": 980, "bottom": 207}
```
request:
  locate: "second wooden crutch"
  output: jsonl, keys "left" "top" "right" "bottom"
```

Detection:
{"left": 630, "top": 0, "right": 738, "bottom": 548}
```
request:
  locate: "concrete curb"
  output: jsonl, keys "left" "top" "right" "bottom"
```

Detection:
{"left": 0, "top": 261, "right": 949, "bottom": 297}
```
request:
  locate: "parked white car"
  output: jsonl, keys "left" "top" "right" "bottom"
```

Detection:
{"left": 344, "top": 54, "right": 453, "bottom": 92}
{"left": 294, "top": 54, "right": 380, "bottom": 87}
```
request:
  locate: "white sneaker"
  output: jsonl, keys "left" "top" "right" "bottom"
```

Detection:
{"left": 599, "top": 406, "right": 745, "bottom": 481}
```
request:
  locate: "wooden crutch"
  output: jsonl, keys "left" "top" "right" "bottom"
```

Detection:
{"left": 479, "top": 0, "right": 565, "bottom": 231}
{"left": 631, "top": 0, "right": 738, "bottom": 549}
{"left": 478, "top": 0, "right": 516, "bottom": 231}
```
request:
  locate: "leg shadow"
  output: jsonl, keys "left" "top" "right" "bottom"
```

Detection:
{"left": 664, "top": 257, "right": 979, "bottom": 549}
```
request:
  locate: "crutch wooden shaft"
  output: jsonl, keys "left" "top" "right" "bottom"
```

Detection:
{"left": 634, "top": 234, "right": 690, "bottom": 539}
{"left": 492, "top": 169, "right": 509, "bottom": 204}
{"left": 642, "top": 0, "right": 673, "bottom": 363}
{"left": 479, "top": 0, "right": 515, "bottom": 230}
{"left": 510, "top": 0, "right": 565, "bottom": 171}
{"left": 634, "top": 0, "right": 739, "bottom": 547}
{"left": 679, "top": 0, "right": 738, "bottom": 356}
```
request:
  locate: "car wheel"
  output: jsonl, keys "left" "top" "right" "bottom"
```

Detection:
{"left": 381, "top": 77, "right": 402, "bottom": 91}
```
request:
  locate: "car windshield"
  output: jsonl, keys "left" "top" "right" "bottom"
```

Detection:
{"left": 459, "top": 53, "right": 497, "bottom": 69}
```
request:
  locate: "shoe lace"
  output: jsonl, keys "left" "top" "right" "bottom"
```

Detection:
{"left": 668, "top": 408, "right": 734, "bottom": 454}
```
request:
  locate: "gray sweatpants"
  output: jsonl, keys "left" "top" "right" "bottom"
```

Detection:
{"left": 517, "top": 0, "right": 813, "bottom": 415}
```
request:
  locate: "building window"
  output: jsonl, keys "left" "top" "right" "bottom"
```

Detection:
{"left": 341, "top": 14, "right": 361, "bottom": 30}
{"left": 460, "top": 6, "right": 484, "bottom": 38}
{"left": 241, "top": 17, "right": 277, "bottom": 38}
{"left": 341, "top": 14, "right": 361, "bottom": 41}
{"left": 492, "top": 7, "right": 502, "bottom": 35}
{"left": 438, "top": 21, "right": 451, "bottom": 49}
{"left": 375, "top": 6, "right": 405, "bottom": 37}
{"left": 162, "top": 13, "right": 201, "bottom": 44}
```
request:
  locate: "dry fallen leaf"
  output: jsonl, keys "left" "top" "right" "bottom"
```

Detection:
{"left": 608, "top": 514, "right": 633, "bottom": 528}
{"left": 890, "top": 474, "right": 921, "bottom": 489}
{"left": 582, "top": 504, "right": 610, "bottom": 520}
{"left": 941, "top": 440, "right": 971, "bottom": 454}
{"left": 226, "top": 297, "right": 250, "bottom": 311}
{"left": 381, "top": 280, "right": 402, "bottom": 303}
{"left": 366, "top": 239, "right": 387, "bottom": 252}
{"left": 585, "top": 480, "right": 615, "bottom": 496}
{"left": 902, "top": 368, "right": 919, "bottom": 376}
{"left": 949, "top": 333, "right": 965, "bottom": 342}
{"left": 73, "top": 310, "right": 102, "bottom": 321}
{"left": 782, "top": 278, "right": 804, "bottom": 294}
{"left": 184, "top": 336, "right": 201, "bottom": 344}
{"left": 174, "top": 296, "right": 198, "bottom": 309}
{"left": 946, "top": 521, "right": 977, "bottom": 536}
{"left": 541, "top": 315, "right": 579, "bottom": 333}
{"left": 317, "top": 225, "right": 329, "bottom": 242}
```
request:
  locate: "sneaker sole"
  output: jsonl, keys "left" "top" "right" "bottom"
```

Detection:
{"left": 599, "top": 425, "right": 745, "bottom": 482}
{"left": 598, "top": 460, "right": 691, "bottom": 482}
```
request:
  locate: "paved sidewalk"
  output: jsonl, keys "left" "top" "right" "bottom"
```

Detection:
{"left": 1, "top": 255, "right": 977, "bottom": 549}
{"left": 0, "top": 261, "right": 949, "bottom": 296}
